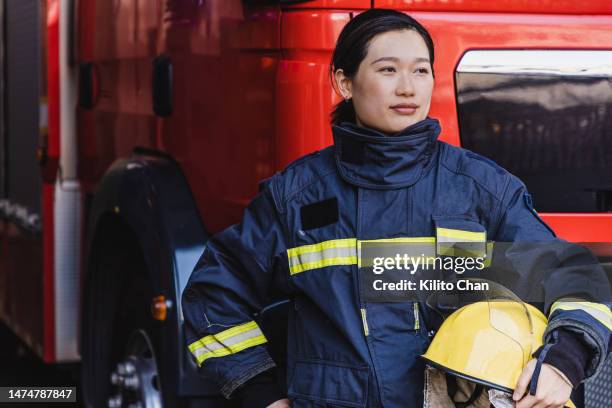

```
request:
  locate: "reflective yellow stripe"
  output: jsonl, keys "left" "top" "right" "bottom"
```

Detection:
{"left": 287, "top": 238, "right": 356, "bottom": 257}
{"left": 550, "top": 301, "right": 612, "bottom": 330}
{"left": 288, "top": 239, "right": 358, "bottom": 275}
{"left": 436, "top": 227, "right": 487, "bottom": 259}
{"left": 360, "top": 308, "right": 369, "bottom": 336}
{"left": 358, "top": 237, "right": 436, "bottom": 245}
{"left": 188, "top": 321, "right": 267, "bottom": 365}
{"left": 436, "top": 227, "right": 486, "bottom": 242}
{"left": 484, "top": 241, "right": 494, "bottom": 267}
{"left": 290, "top": 255, "right": 357, "bottom": 275}
{"left": 188, "top": 321, "right": 259, "bottom": 349}
{"left": 193, "top": 336, "right": 268, "bottom": 365}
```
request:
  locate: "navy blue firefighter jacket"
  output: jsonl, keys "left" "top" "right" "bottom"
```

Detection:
{"left": 181, "top": 117, "right": 611, "bottom": 408}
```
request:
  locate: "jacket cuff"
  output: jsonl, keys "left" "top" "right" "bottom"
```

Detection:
{"left": 533, "top": 328, "right": 590, "bottom": 387}
{"left": 543, "top": 317, "right": 606, "bottom": 378}
{"left": 219, "top": 355, "right": 277, "bottom": 399}
{"left": 235, "top": 367, "right": 286, "bottom": 408}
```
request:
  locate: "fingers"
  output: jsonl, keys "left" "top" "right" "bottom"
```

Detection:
{"left": 514, "top": 359, "right": 536, "bottom": 402}
{"left": 515, "top": 363, "right": 573, "bottom": 408}
{"left": 517, "top": 394, "right": 568, "bottom": 408}
{"left": 266, "top": 398, "right": 292, "bottom": 408}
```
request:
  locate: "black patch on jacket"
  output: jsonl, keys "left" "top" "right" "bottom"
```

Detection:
{"left": 300, "top": 198, "right": 339, "bottom": 230}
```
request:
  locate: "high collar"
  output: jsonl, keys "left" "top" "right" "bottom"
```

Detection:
{"left": 332, "top": 117, "right": 441, "bottom": 189}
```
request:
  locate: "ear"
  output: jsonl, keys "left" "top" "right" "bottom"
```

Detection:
{"left": 334, "top": 69, "right": 352, "bottom": 100}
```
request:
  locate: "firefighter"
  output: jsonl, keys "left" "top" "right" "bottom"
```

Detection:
{"left": 181, "top": 9, "right": 611, "bottom": 408}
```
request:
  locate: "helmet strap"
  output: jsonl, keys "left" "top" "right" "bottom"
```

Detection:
{"left": 445, "top": 373, "right": 486, "bottom": 408}
{"left": 529, "top": 330, "right": 560, "bottom": 396}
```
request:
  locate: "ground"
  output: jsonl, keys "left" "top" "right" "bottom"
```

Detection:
{"left": 0, "top": 323, "right": 82, "bottom": 407}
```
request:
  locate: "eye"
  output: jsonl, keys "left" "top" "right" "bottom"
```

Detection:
{"left": 415, "top": 67, "right": 430, "bottom": 75}
{"left": 379, "top": 66, "right": 396, "bottom": 73}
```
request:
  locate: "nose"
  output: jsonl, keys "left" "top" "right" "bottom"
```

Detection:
{"left": 396, "top": 72, "right": 415, "bottom": 96}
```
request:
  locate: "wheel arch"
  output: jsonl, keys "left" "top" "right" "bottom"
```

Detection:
{"left": 81, "top": 148, "right": 223, "bottom": 403}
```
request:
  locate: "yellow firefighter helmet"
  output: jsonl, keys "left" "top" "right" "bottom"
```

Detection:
{"left": 422, "top": 299, "right": 576, "bottom": 408}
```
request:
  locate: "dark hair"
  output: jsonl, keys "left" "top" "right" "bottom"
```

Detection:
{"left": 330, "top": 9, "right": 435, "bottom": 125}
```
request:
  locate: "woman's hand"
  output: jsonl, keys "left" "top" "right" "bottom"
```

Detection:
{"left": 513, "top": 359, "right": 573, "bottom": 408}
{"left": 266, "top": 398, "right": 291, "bottom": 408}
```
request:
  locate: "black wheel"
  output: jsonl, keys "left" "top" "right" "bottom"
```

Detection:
{"left": 82, "top": 217, "right": 169, "bottom": 408}
{"left": 107, "top": 330, "right": 162, "bottom": 408}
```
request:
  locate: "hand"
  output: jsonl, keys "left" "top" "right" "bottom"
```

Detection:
{"left": 266, "top": 398, "right": 291, "bottom": 408}
{"left": 513, "top": 359, "right": 573, "bottom": 408}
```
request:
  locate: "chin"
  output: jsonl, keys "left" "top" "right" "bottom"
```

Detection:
{"left": 392, "top": 118, "right": 420, "bottom": 132}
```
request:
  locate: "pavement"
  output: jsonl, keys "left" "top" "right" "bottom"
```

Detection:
{"left": 0, "top": 323, "right": 82, "bottom": 407}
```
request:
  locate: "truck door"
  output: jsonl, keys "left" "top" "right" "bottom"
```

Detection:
{"left": 0, "top": 0, "right": 46, "bottom": 358}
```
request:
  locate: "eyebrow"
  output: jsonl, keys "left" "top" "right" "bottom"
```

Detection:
{"left": 371, "top": 56, "right": 430, "bottom": 65}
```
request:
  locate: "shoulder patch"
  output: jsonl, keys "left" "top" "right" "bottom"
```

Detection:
{"left": 300, "top": 197, "right": 339, "bottom": 230}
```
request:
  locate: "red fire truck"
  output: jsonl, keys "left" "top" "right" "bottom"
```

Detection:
{"left": 1, "top": 0, "right": 611, "bottom": 407}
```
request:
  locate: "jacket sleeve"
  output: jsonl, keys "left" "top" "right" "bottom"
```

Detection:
{"left": 492, "top": 175, "right": 611, "bottom": 379}
{"left": 181, "top": 175, "right": 289, "bottom": 398}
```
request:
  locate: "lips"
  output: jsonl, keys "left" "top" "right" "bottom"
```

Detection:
{"left": 390, "top": 104, "right": 419, "bottom": 115}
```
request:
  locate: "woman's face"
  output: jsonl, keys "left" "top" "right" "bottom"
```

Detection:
{"left": 335, "top": 29, "right": 434, "bottom": 133}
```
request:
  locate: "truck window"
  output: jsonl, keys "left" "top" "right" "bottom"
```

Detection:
{"left": 456, "top": 50, "right": 612, "bottom": 213}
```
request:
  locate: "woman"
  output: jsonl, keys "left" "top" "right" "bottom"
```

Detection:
{"left": 182, "top": 9, "right": 610, "bottom": 408}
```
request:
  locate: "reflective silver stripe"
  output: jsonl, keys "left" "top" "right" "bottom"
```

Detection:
{"left": 551, "top": 301, "right": 612, "bottom": 330}
{"left": 436, "top": 228, "right": 486, "bottom": 258}
{"left": 288, "top": 246, "right": 357, "bottom": 268}
{"left": 191, "top": 326, "right": 264, "bottom": 359}
{"left": 287, "top": 238, "right": 358, "bottom": 275}
{"left": 457, "top": 50, "right": 612, "bottom": 77}
{"left": 188, "top": 320, "right": 268, "bottom": 366}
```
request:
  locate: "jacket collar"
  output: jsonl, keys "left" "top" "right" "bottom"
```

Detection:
{"left": 332, "top": 117, "right": 441, "bottom": 189}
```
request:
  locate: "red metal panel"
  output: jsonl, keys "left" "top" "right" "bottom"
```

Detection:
{"left": 44, "top": 0, "right": 59, "bottom": 362}
{"left": 277, "top": 10, "right": 353, "bottom": 168}
{"left": 76, "top": 0, "right": 97, "bottom": 191}
{"left": 375, "top": 0, "right": 612, "bottom": 14}
{"left": 544, "top": 214, "right": 612, "bottom": 243}
{"left": 42, "top": 183, "right": 55, "bottom": 363}
{"left": 283, "top": 0, "right": 370, "bottom": 9}
{"left": 76, "top": 0, "right": 149, "bottom": 191}
{"left": 156, "top": 1, "right": 281, "bottom": 233}
{"left": 0, "top": 222, "right": 44, "bottom": 358}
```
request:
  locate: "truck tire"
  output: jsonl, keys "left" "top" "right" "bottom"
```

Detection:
{"left": 82, "top": 217, "right": 172, "bottom": 408}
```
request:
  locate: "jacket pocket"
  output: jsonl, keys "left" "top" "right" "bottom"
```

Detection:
{"left": 433, "top": 216, "right": 487, "bottom": 260}
{"left": 288, "top": 359, "right": 369, "bottom": 408}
